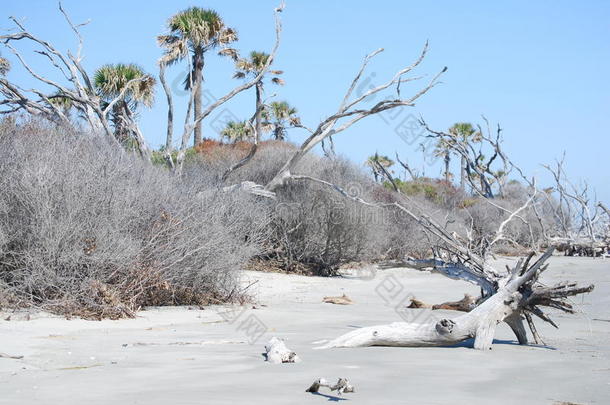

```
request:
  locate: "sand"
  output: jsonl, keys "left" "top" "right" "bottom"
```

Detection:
{"left": 1, "top": 256, "right": 608, "bottom": 404}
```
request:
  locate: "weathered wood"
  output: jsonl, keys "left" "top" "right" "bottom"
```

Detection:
{"left": 432, "top": 294, "right": 476, "bottom": 312}
{"left": 264, "top": 337, "right": 300, "bottom": 364}
{"left": 322, "top": 294, "right": 353, "bottom": 305}
{"left": 318, "top": 248, "right": 594, "bottom": 350}
{"left": 306, "top": 378, "right": 355, "bottom": 395}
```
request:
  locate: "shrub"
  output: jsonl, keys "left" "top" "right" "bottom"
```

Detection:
{"left": 266, "top": 155, "right": 380, "bottom": 275}
{"left": 188, "top": 141, "right": 389, "bottom": 275}
{"left": 389, "top": 178, "right": 463, "bottom": 208}
{"left": 0, "top": 118, "right": 269, "bottom": 318}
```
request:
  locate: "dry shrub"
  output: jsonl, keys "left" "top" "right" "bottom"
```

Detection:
{"left": 0, "top": 118, "right": 269, "bottom": 318}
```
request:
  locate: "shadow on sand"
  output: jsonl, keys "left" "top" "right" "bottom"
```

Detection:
{"left": 308, "top": 392, "right": 349, "bottom": 402}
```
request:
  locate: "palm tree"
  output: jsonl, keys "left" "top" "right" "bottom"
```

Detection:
{"left": 234, "top": 51, "right": 283, "bottom": 137}
{"left": 220, "top": 120, "right": 253, "bottom": 143}
{"left": 433, "top": 138, "right": 453, "bottom": 183}
{"left": 262, "top": 101, "right": 299, "bottom": 141}
{"left": 48, "top": 92, "right": 75, "bottom": 119}
{"left": 366, "top": 153, "right": 394, "bottom": 183}
{"left": 93, "top": 63, "right": 156, "bottom": 144}
{"left": 448, "top": 122, "right": 480, "bottom": 190}
{"left": 158, "top": 7, "right": 237, "bottom": 146}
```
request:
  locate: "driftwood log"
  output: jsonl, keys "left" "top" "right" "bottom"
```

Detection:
{"left": 306, "top": 378, "right": 355, "bottom": 395}
{"left": 264, "top": 337, "right": 300, "bottom": 364}
{"left": 319, "top": 248, "right": 593, "bottom": 350}
{"left": 322, "top": 294, "right": 354, "bottom": 305}
{"left": 553, "top": 238, "right": 608, "bottom": 257}
{"left": 203, "top": 28, "right": 596, "bottom": 352}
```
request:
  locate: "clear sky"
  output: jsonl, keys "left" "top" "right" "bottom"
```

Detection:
{"left": 2, "top": 1, "right": 609, "bottom": 200}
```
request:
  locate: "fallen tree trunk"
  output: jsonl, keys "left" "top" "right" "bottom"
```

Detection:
{"left": 318, "top": 248, "right": 594, "bottom": 350}
{"left": 550, "top": 237, "right": 608, "bottom": 257}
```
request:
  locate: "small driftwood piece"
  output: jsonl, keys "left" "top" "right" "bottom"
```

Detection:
{"left": 306, "top": 378, "right": 355, "bottom": 395}
{"left": 432, "top": 294, "right": 477, "bottom": 312}
{"left": 407, "top": 298, "right": 430, "bottom": 309}
{"left": 264, "top": 337, "right": 300, "bottom": 364}
{"left": 408, "top": 294, "right": 476, "bottom": 312}
{"left": 322, "top": 294, "right": 353, "bottom": 305}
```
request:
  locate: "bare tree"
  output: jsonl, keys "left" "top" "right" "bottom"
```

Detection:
{"left": 222, "top": 41, "right": 594, "bottom": 350}
{"left": 395, "top": 153, "right": 421, "bottom": 181}
{"left": 0, "top": 4, "right": 150, "bottom": 156}
{"left": 263, "top": 43, "right": 446, "bottom": 192}
{"left": 542, "top": 155, "right": 608, "bottom": 255}
{"left": 420, "top": 117, "right": 512, "bottom": 198}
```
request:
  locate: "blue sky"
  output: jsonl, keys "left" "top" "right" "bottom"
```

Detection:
{"left": 2, "top": 1, "right": 609, "bottom": 200}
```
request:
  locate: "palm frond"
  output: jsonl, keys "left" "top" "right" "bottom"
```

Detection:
{"left": 218, "top": 47, "right": 239, "bottom": 61}
{"left": 218, "top": 27, "right": 238, "bottom": 44}
{"left": 235, "top": 58, "right": 254, "bottom": 72}
{"left": 0, "top": 56, "right": 10, "bottom": 76}
{"left": 163, "top": 7, "right": 235, "bottom": 49}
{"left": 220, "top": 120, "right": 253, "bottom": 142}
{"left": 158, "top": 36, "right": 189, "bottom": 66}
{"left": 48, "top": 92, "right": 74, "bottom": 111}
{"left": 93, "top": 63, "right": 156, "bottom": 108}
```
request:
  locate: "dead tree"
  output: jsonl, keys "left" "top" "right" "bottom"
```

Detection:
{"left": 420, "top": 116, "right": 514, "bottom": 199}
{"left": 7, "top": 3, "right": 590, "bottom": 351}
{"left": 314, "top": 158, "right": 592, "bottom": 349}
{"left": 319, "top": 248, "right": 592, "bottom": 349}
{"left": 275, "top": 167, "right": 593, "bottom": 349}
{"left": 263, "top": 42, "right": 447, "bottom": 192}
{"left": 395, "top": 152, "right": 421, "bottom": 181}
{"left": 543, "top": 156, "right": 608, "bottom": 256}
{"left": 220, "top": 39, "right": 594, "bottom": 350}
{"left": 0, "top": 4, "right": 150, "bottom": 157}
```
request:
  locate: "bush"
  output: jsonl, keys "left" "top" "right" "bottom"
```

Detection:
{"left": 267, "top": 157, "right": 379, "bottom": 275}
{"left": 0, "top": 117, "right": 561, "bottom": 318}
{"left": 190, "top": 141, "right": 399, "bottom": 275}
{"left": 0, "top": 118, "right": 269, "bottom": 318}
{"left": 389, "top": 178, "right": 464, "bottom": 209}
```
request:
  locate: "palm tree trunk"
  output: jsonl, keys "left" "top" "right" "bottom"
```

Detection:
{"left": 255, "top": 81, "right": 263, "bottom": 140}
{"left": 444, "top": 152, "right": 450, "bottom": 183}
{"left": 192, "top": 52, "right": 204, "bottom": 146}
{"left": 113, "top": 102, "right": 129, "bottom": 144}
{"left": 460, "top": 156, "right": 466, "bottom": 190}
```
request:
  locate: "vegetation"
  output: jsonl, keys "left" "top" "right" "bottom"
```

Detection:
{"left": 365, "top": 153, "right": 394, "bottom": 182}
{"left": 234, "top": 51, "right": 285, "bottom": 137}
{"left": 0, "top": 118, "right": 269, "bottom": 318}
{"left": 0, "top": 4, "right": 605, "bottom": 321}
{"left": 158, "top": 7, "right": 237, "bottom": 146}
{"left": 262, "top": 101, "right": 299, "bottom": 141}
{"left": 93, "top": 63, "right": 156, "bottom": 146}
{"left": 221, "top": 120, "right": 253, "bottom": 143}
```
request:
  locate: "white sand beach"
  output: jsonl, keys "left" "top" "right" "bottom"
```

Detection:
{"left": 1, "top": 256, "right": 608, "bottom": 405}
